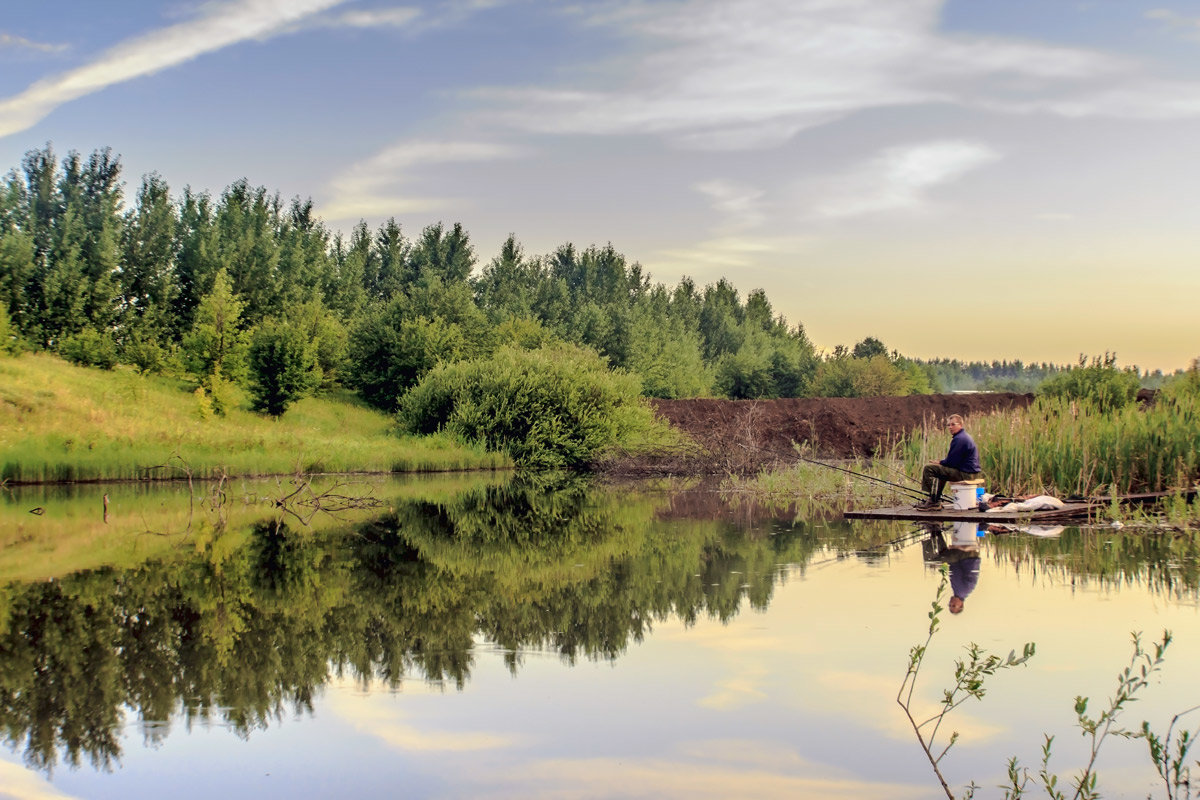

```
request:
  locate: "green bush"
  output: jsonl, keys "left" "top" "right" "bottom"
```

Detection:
{"left": 122, "top": 330, "right": 169, "bottom": 374}
{"left": 1038, "top": 353, "right": 1139, "bottom": 412}
{"left": 0, "top": 307, "right": 19, "bottom": 355}
{"left": 1162, "top": 358, "right": 1200, "bottom": 402}
{"left": 58, "top": 329, "right": 119, "bottom": 370}
{"left": 398, "top": 344, "right": 657, "bottom": 469}
{"left": 812, "top": 353, "right": 911, "bottom": 397}
{"left": 248, "top": 319, "right": 319, "bottom": 417}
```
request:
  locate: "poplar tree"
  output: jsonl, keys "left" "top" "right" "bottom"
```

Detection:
{"left": 173, "top": 187, "right": 221, "bottom": 339}
{"left": 216, "top": 179, "right": 280, "bottom": 325}
{"left": 183, "top": 267, "right": 247, "bottom": 382}
{"left": 120, "top": 173, "right": 178, "bottom": 333}
{"left": 0, "top": 173, "right": 35, "bottom": 339}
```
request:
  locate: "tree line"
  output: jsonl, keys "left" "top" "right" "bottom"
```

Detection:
{"left": 0, "top": 144, "right": 1076, "bottom": 416}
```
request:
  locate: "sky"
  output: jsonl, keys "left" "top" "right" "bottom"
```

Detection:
{"left": 1, "top": 0, "right": 1198, "bottom": 372}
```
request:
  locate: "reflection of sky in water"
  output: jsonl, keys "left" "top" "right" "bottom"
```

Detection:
{"left": 2, "top": 490, "right": 1198, "bottom": 800}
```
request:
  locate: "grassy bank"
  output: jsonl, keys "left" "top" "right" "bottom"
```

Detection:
{"left": 0, "top": 353, "right": 509, "bottom": 483}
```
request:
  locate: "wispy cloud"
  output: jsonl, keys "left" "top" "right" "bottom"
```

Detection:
{"left": 0, "top": 0, "right": 350, "bottom": 139}
{"left": 815, "top": 140, "right": 1002, "bottom": 219}
{"left": 472, "top": 0, "right": 1188, "bottom": 150}
{"left": 693, "top": 180, "right": 766, "bottom": 232}
{"left": 321, "top": 138, "right": 527, "bottom": 221}
{"left": 306, "top": 1, "right": 506, "bottom": 35}
{"left": 324, "top": 7, "right": 422, "bottom": 29}
{"left": 0, "top": 31, "right": 69, "bottom": 54}
{"left": 1147, "top": 8, "right": 1200, "bottom": 42}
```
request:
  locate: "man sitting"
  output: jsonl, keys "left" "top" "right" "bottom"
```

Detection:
{"left": 915, "top": 414, "right": 982, "bottom": 510}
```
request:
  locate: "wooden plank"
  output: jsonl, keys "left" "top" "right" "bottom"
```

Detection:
{"left": 843, "top": 503, "right": 1099, "bottom": 523}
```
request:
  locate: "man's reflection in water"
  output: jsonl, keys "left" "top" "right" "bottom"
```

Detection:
{"left": 921, "top": 521, "right": 986, "bottom": 614}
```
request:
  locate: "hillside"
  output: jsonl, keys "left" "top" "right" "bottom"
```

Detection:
{"left": 0, "top": 354, "right": 506, "bottom": 483}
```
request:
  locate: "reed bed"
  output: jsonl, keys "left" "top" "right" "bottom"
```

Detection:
{"left": 0, "top": 353, "right": 508, "bottom": 483}
{"left": 900, "top": 393, "right": 1200, "bottom": 499}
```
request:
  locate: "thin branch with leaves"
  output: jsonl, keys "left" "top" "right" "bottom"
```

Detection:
{"left": 898, "top": 565, "right": 1036, "bottom": 799}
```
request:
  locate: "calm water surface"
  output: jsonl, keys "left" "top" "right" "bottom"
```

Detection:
{"left": 1, "top": 474, "right": 1197, "bottom": 799}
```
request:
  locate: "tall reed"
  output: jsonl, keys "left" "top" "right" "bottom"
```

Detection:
{"left": 901, "top": 393, "right": 1200, "bottom": 498}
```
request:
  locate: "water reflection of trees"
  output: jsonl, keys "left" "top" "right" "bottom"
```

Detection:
{"left": 7, "top": 481, "right": 1193, "bottom": 774}
{"left": 0, "top": 477, "right": 823, "bottom": 773}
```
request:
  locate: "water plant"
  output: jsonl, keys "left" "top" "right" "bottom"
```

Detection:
{"left": 900, "top": 569, "right": 1199, "bottom": 799}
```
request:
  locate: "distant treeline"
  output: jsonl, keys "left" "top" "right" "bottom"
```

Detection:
{"left": 0, "top": 145, "right": 1164, "bottom": 413}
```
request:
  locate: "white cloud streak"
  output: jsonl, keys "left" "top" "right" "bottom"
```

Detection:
{"left": 0, "top": 0, "right": 350, "bottom": 139}
{"left": 693, "top": 180, "right": 766, "bottom": 231}
{"left": 472, "top": 0, "right": 1192, "bottom": 150}
{"left": 321, "top": 138, "right": 527, "bottom": 221}
{"left": 0, "top": 32, "right": 69, "bottom": 54}
{"left": 816, "top": 140, "right": 1001, "bottom": 218}
{"left": 1147, "top": 8, "right": 1200, "bottom": 41}
{"left": 326, "top": 8, "right": 422, "bottom": 29}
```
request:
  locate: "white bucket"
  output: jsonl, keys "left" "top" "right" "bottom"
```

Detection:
{"left": 952, "top": 481, "right": 985, "bottom": 510}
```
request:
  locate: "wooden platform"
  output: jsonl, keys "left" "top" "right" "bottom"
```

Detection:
{"left": 843, "top": 503, "right": 1100, "bottom": 523}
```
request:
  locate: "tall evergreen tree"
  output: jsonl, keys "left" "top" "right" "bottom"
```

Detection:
{"left": 120, "top": 173, "right": 178, "bottom": 334}
{"left": 173, "top": 187, "right": 222, "bottom": 340}
{"left": 408, "top": 221, "right": 474, "bottom": 285}
{"left": 0, "top": 173, "right": 35, "bottom": 339}
{"left": 216, "top": 179, "right": 280, "bottom": 325}
{"left": 276, "top": 197, "right": 332, "bottom": 309}
{"left": 74, "top": 148, "right": 123, "bottom": 331}
{"left": 373, "top": 217, "right": 409, "bottom": 299}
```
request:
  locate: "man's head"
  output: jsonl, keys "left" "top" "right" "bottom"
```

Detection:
{"left": 949, "top": 596, "right": 965, "bottom": 614}
{"left": 947, "top": 414, "right": 964, "bottom": 434}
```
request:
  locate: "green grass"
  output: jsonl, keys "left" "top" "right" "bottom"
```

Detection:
{"left": 0, "top": 352, "right": 509, "bottom": 483}
{"left": 723, "top": 453, "right": 921, "bottom": 514}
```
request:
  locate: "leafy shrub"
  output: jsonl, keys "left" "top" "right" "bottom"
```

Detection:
{"left": 348, "top": 287, "right": 493, "bottom": 411}
{"left": 398, "top": 344, "right": 657, "bottom": 469}
{"left": 247, "top": 320, "right": 319, "bottom": 417}
{"left": 122, "top": 331, "right": 169, "bottom": 374}
{"left": 713, "top": 325, "right": 816, "bottom": 399}
{"left": 1162, "top": 358, "right": 1200, "bottom": 402}
{"left": 812, "top": 354, "right": 911, "bottom": 397}
{"left": 58, "top": 329, "right": 118, "bottom": 370}
{"left": 1038, "top": 353, "right": 1139, "bottom": 412}
{"left": 0, "top": 307, "right": 19, "bottom": 355}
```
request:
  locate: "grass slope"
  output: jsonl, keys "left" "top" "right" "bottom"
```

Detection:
{"left": 0, "top": 353, "right": 508, "bottom": 483}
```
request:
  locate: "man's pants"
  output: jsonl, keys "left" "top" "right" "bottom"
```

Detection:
{"left": 921, "top": 464, "right": 980, "bottom": 499}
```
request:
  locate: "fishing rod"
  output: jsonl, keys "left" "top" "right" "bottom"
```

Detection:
{"left": 737, "top": 442, "right": 928, "bottom": 502}
{"left": 880, "top": 460, "right": 925, "bottom": 489}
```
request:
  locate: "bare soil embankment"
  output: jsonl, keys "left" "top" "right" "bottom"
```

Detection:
{"left": 618, "top": 393, "right": 1034, "bottom": 475}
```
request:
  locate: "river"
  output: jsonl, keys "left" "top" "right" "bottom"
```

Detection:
{"left": 1, "top": 474, "right": 1197, "bottom": 799}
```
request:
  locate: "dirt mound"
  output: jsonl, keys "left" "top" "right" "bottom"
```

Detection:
{"left": 634, "top": 393, "right": 1032, "bottom": 474}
